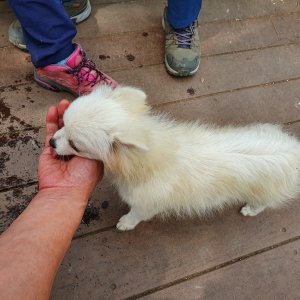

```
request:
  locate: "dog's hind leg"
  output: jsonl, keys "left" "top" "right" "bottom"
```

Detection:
{"left": 240, "top": 204, "right": 266, "bottom": 216}
{"left": 116, "top": 206, "right": 156, "bottom": 231}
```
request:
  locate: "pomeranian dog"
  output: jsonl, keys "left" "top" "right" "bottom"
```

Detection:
{"left": 50, "top": 85, "right": 300, "bottom": 230}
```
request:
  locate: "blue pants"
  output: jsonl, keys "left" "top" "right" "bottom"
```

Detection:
{"left": 7, "top": 0, "right": 202, "bottom": 67}
{"left": 168, "top": 0, "right": 202, "bottom": 29}
{"left": 7, "top": 0, "right": 76, "bottom": 67}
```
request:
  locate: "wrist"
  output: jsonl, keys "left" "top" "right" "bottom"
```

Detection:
{"left": 37, "top": 186, "right": 91, "bottom": 204}
{"left": 32, "top": 187, "right": 91, "bottom": 220}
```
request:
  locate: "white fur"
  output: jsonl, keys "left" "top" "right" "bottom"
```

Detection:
{"left": 52, "top": 85, "right": 300, "bottom": 230}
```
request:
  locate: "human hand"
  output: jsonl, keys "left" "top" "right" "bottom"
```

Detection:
{"left": 38, "top": 100, "right": 103, "bottom": 198}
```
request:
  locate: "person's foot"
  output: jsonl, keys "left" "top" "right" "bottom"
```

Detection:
{"left": 8, "top": 0, "right": 92, "bottom": 50}
{"left": 162, "top": 7, "right": 200, "bottom": 77}
{"left": 8, "top": 19, "right": 26, "bottom": 50}
{"left": 34, "top": 44, "right": 118, "bottom": 96}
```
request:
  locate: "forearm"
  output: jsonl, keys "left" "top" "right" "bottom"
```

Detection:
{"left": 0, "top": 188, "right": 89, "bottom": 300}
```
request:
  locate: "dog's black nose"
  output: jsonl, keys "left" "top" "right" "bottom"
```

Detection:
{"left": 49, "top": 138, "right": 56, "bottom": 149}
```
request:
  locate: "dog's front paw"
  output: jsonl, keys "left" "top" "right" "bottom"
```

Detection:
{"left": 240, "top": 204, "right": 265, "bottom": 216}
{"left": 116, "top": 214, "right": 138, "bottom": 231}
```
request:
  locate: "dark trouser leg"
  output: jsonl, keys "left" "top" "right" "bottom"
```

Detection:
{"left": 7, "top": 0, "right": 76, "bottom": 67}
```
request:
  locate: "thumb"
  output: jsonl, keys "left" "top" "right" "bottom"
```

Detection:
{"left": 45, "top": 106, "right": 59, "bottom": 147}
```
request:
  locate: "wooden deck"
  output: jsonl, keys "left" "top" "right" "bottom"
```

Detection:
{"left": 1, "top": 0, "right": 300, "bottom": 299}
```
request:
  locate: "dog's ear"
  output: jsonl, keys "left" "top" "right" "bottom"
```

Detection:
{"left": 115, "top": 130, "right": 149, "bottom": 152}
{"left": 112, "top": 86, "right": 149, "bottom": 114}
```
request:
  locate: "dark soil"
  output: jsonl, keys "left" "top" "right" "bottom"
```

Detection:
{"left": 99, "top": 55, "right": 110, "bottom": 60}
{"left": 25, "top": 73, "right": 34, "bottom": 81}
{"left": 0, "top": 98, "right": 10, "bottom": 119}
{"left": 101, "top": 201, "right": 109, "bottom": 209}
{"left": 0, "top": 186, "right": 37, "bottom": 234}
{"left": 2, "top": 176, "right": 25, "bottom": 188}
{"left": 187, "top": 87, "right": 195, "bottom": 96}
{"left": 0, "top": 95, "right": 32, "bottom": 129}
{"left": 82, "top": 204, "right": 101, "bottom": 225}
{"left": 126, "top": 54, "right": 135, "bottom": 61}
{"left": 0, "top": 152, "right": 9, "bottom": 174}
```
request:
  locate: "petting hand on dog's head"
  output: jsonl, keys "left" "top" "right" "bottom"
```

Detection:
{"left": 38, "top": 100, "right": 103, "bottom": 199}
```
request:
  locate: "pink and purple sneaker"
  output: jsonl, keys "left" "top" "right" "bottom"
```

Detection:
{"left": 34, "top": 44, "right": 117, "bottom": 96}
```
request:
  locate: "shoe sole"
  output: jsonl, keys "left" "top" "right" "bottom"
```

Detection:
{"left": 34, "top": 69, "right": 78, "bottom": 97}
{"left": 8, "top": 37, "right": 27, "bottom": 51}
{"left": 162, "top": 13, "right": 199, "bottom": 77}
{"left": 164, "top": 56, "right": 199, "bottom": 77}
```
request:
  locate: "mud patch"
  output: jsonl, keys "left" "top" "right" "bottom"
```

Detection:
{"left": 126, "top": 54, "right": 135, "bottom": 61}
{"left": 0, "top": 152, "right": 10, "bottom": 174}
{"left": 6, "top": 85, "right": 19, "bottom": 92}
{"left": 101, "top": 201, "right": 109, "bottom": 209}
{"left": 5, "top": 204, "right": 26, "bottom": 220}
{"left": 82, "top": 203, "right": 100, "bottom": 225}
{"left": 0, "top": 186, "right": 37, "bottom": 234}
{"left": 7, "top": 132, "right": 33, "bottom": 148}
{"left": 1, "top": 176, "right": 26, "bottom": 188}
{"left": 0, "top": 135, "right": 8, "bottom": 147}
{"left": 99, "top": 54, "right": 110, "bottom": 60}
{"left": 0, "top": 95, "right": 32, "bottom": 130}
{"left": 25, "top": 73, "right": 34, "bottom": 82}
{"left": 0, "top": 98, "right": 10, "bottom": 119}
{"left": 187, "top": 87, "right": 195, "bottom": 96}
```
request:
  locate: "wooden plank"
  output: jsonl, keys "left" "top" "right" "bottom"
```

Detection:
{"left": 1, "top": 43, "right": 300, "bottom": 122}
{"left": 142, "top": 239, "right": 300, "bottom": 300}
{"left": 2, "top": 13, "right": 300, "bottom": 85}
{"left": 0, "top": 128, "right": 43, "bottom": 189}
{"left": 200, "top": 0, "right": 300, "bottom": 23}
{"left": 80, "top": 13, "right": 300, "bottom": 72}
{"left": 158, "top": 79, "right": 300, "bottom": 126}
{"left": 51, "top": 198, "right": 300, "bottom": 299}
{"left": 113, "top": 44, "right": 300, "bottom": 105}
{"left": 78, "top": 0, "right": 300, "bottom": 37}
{"left": 4, "top": 43, "right": 300, "bottom": 105}
{"left": 0, "top": 84, "right": 71, "bottom": 134}
{"left": 0, "top": 14, "right": 14, "bottom": 48}
{"left": 0, "top": 2, "right": 11, "bottom": 12}
{"left": 271, "top": 13, "right": 300, "bottom": 42}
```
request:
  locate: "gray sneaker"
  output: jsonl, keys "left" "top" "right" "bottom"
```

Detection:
{"left": 162, "top": 7, "right": 200, "bottom": 77}
{"left": 8, "top": 19, "right": 26, "bottom": 50}
{"left": 8, "top": 0, "right": 91, "bottom": 51}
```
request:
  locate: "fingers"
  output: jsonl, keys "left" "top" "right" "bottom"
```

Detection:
{"left": 45, "top": 106, "right": 59, "bottom": 146}
{"left": 58, "top": 100, "right": 70, "bottom": 129}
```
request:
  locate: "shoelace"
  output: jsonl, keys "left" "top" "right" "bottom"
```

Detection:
{"left": 69, "top": 51, "right": 109, "bottom": 95}
{"left": 174, "top": 23, "right": 196, "bottom": 49}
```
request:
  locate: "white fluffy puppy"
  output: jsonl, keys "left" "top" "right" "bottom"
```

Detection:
{"left": 51, "top": 85, "right": 300, "bottom": 230}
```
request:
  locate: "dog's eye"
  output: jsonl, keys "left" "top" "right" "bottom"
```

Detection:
{"left": 69, "top": 139, "right": 80, "bottom": 152}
